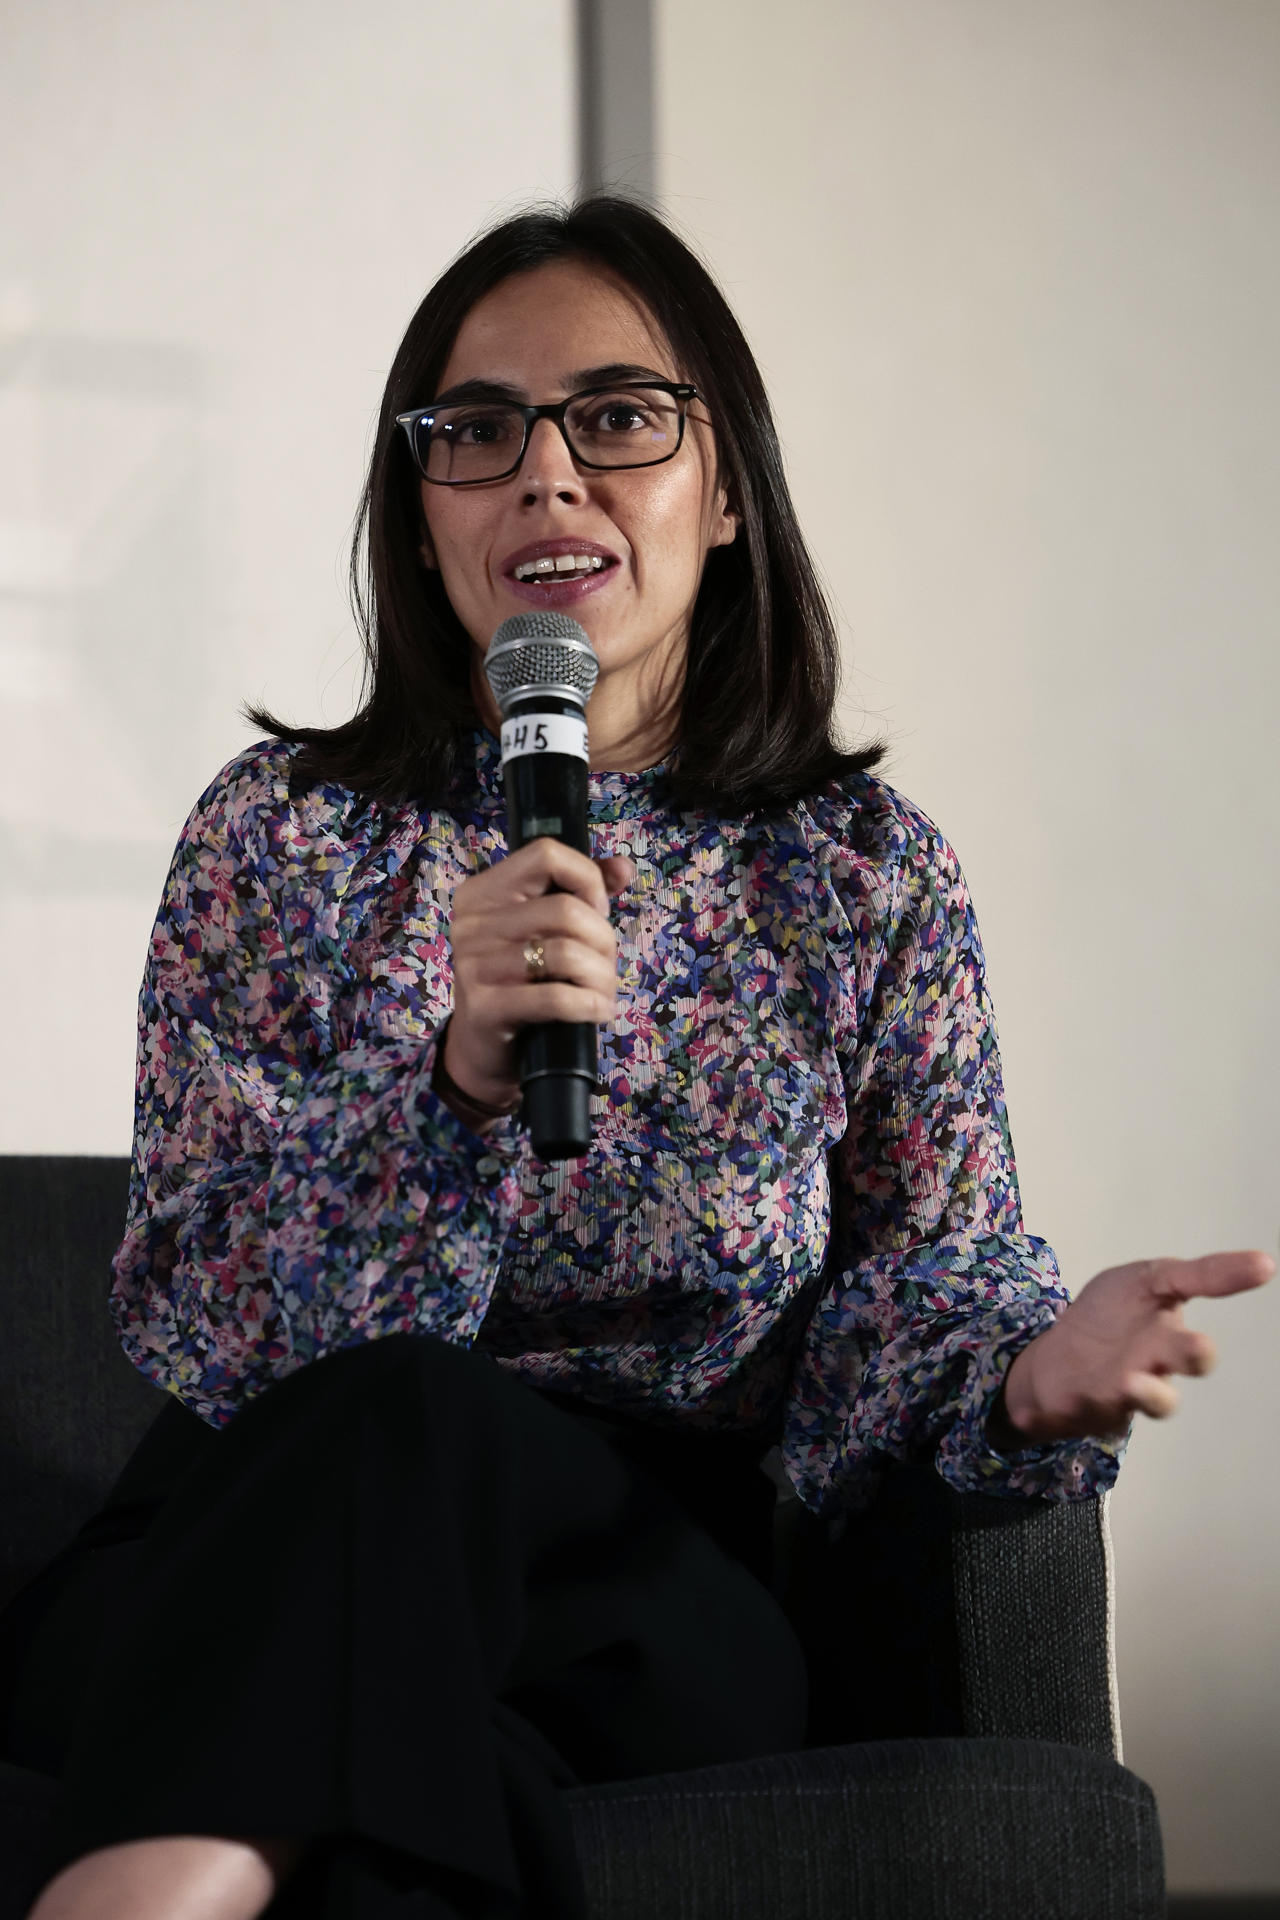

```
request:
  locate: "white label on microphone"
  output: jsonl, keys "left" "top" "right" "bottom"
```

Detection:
{"left": 500, "top": 712, "right": 588, "bottom": 765}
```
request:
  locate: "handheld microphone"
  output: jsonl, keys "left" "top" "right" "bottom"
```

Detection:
{"left": 483, "top": 611, "right": 600, "bottom": 1161}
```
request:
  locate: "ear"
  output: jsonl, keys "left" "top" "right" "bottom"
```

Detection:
{"left": 707, "top": 482, "right": 740, "bottom": 552}
{"left": 418, "top": 530, "right": 438, "bottom": 570}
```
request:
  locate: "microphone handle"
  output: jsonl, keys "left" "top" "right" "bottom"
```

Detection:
{"left": 502, "top": 725, "right": 597, "bottom": 1161}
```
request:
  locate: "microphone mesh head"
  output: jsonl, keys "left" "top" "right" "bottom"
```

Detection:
{"left": 484, "top": 613, "right": 600, "bottom": 715}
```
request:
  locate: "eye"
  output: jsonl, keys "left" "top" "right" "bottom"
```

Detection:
{"left": 582, "top": 395, "right": 658, "bottom": 432}
{"left": 439, "top": 406, "right": 520, "bottom": 446}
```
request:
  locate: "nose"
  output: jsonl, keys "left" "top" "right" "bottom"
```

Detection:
{"left": 516, "top": 415, "right": 589, "bottom": 504}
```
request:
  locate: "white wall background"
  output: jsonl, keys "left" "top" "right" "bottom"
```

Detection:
{"left": 0, "top": 0, "right": 576, "bottom": 1155}
{"left": 654, "top": 0, "right": 1279, "bottom": 1894}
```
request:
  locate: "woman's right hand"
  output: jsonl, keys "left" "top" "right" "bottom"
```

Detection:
{"left": 438, "top": 837, "right": 636, "bottom": 1115}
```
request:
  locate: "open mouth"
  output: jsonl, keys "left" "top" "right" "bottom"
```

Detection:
{"left": 509, "top": 554, "right": 618, "bottom": 586}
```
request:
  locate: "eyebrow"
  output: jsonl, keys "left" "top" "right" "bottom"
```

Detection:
{"left": 429, "top": 362, "right": 674, "bottom": 407}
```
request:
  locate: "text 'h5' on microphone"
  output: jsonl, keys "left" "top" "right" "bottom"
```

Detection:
{"left": 483, "top": 611, "right": 600, "bottom": 1162}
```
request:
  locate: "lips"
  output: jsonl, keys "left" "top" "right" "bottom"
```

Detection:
{"left": 498, "top": 536, "right": 621, "bottom": 579}
{"left": 501, "top": 562, "right": 619, "bottom": 609}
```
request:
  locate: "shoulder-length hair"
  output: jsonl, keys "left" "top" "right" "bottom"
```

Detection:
{"left": 241, "top": 193, "right": 890, "bottom": 814}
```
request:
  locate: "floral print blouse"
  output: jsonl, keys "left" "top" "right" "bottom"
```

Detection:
{"left": 108, "top": 723, "right": 1128, "bottom": 1517}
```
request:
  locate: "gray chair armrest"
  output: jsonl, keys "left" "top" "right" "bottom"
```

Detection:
{"left": 950, "top": 1482, "right": 1121, "bottom": 1758}
{"left": 768, "top": 1457, "right": 1119, "bottom": 1757}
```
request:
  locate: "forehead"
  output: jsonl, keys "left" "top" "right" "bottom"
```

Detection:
{"left": 437, "top": 258, "right": 677, "bottom": 393}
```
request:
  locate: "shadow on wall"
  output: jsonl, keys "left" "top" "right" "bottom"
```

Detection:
{"left": 0, "top": 322, "right": 211, "bottom": 863}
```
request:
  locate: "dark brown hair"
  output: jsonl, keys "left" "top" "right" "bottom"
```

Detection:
{"left": 240, "top": 193, "right": 890, "bottom": 813}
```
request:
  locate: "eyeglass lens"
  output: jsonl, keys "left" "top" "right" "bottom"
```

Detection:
{"left": 416, "top": 386, "right": 682, "bottom": 482}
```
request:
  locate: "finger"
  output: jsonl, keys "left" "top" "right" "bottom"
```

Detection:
{"left": 476, "top": 976, "right": 620, "bottom": 1029}
{"left": 1140, "top": 1328, "right": 1217, "bottom": 1378}
{"left": 515, "top": 889, "right": 620, "bottom": 951}
{"left": 502, "top": 837, "right": 616, "bottom": 916}
{"left": 1140, "top": 1251, "right": 1276, "bottom": 1304}
{"left": 502, "top": 934, "right": 620, "bottom": 999}
{"left": 463, "top": 888, "right": 619, "bottom": 959}
{"left": 1176, "top": 1329, "right": 1216, "bottom": 1376}
{"left": 1123, "top": 1370, "right": 1181, "bottom": 1420}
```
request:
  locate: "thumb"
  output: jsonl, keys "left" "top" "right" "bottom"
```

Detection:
{"left": 602, "top": 855, "right": 636, "bottom": 893}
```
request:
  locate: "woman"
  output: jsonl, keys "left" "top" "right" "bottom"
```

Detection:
{"left": 8, "top": 194, "right": 1272, "bottom": 1920}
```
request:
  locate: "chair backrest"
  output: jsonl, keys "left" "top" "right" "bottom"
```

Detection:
{"left": 1, "top": 1156, "right": 164, "bottom": 1610}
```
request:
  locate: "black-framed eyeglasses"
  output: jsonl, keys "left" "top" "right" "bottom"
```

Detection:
{"left": 395, "top": 381, "right": 701, "bottom": 486}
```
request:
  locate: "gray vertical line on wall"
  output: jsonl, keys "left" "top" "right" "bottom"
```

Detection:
{"left": 576, "top": 0, "right": 656, "bottom": 203}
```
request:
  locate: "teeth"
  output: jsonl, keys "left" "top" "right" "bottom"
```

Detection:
{"left": 513, "top": 554, "right": 606, "bottom": 580}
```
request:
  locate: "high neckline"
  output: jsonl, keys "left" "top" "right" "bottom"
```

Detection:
{"left": 469, "top": 725, "right": 673, "bottom": 821}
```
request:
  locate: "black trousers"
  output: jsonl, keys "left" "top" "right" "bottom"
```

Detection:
{"left": 0, "top": 1331, "right": 810, "bottom": 1918}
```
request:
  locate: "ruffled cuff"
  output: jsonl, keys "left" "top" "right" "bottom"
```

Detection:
{"left": 935, "top": 1300, "right": 1131, "bottom": 1500}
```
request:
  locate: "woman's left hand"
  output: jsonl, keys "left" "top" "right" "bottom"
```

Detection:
{"left": 998, "top": 1249, "right": 1276, "bottom": 1445}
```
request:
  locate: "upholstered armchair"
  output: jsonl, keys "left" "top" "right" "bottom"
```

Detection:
{"left": 0, "top": 1155, "right": 1165, "bottom": 1919}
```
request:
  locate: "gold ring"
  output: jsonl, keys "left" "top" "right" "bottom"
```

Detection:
{"left": 523, "top": 939, "right": 547, "bottom": 981}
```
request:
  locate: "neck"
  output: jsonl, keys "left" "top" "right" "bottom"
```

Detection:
{"left": 471, "top": 661, "right": 678, "bottom": 775}
{"left": 586, "top": 712, "right": 676, "bottom": 773}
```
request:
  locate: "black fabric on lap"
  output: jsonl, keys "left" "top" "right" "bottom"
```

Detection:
{"left": 0, "top": 1332, "right": 806, "bottom": 1919}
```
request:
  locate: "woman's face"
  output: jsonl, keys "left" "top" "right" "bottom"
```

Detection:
{"left": 416, "top": 257, "right": 738, "bottom": 759}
